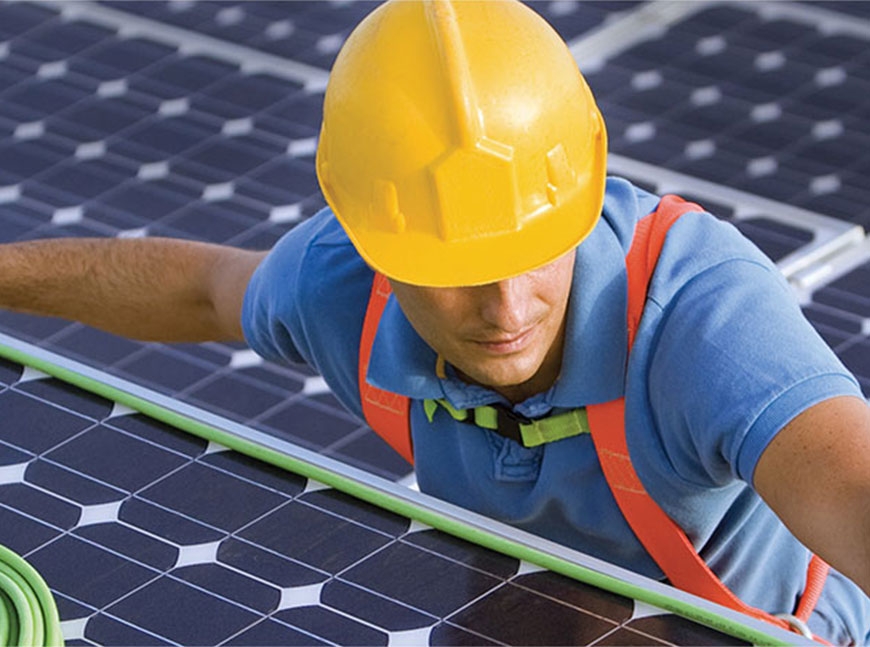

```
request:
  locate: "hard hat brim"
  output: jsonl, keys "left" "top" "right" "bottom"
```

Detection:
{"left": 331, "top": 160, "right": 607, "bottom": 288}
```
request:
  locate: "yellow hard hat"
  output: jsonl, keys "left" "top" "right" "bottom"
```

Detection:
{"left": 316, "top": 0, "right": 607, "bottom": 287}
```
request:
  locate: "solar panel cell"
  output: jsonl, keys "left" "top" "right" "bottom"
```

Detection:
{"left": 217, "top": 537, "right": 324, "bottom": 587}
{"left": 50, "top": 97, "right": 152, "bottom": 141}
{"left": 203, "top": 451, "right": 307, "bottom": 496}
{"left": 737, "top": 19, "right": 816, "bottom": 49}
{"left": 259, "top": 400, "right": 363, "bottom": 449}
{"left": 799, "top": 33, "right": 868, "bottom": 66}
{"left": 793, "top": 89, "right": 863, "bottom": 122}
{"left": 104, "top": 575, "right": 261, "bottom": 645}
{"left": 46, "top": 424, "right": 187, "bottom": 492}
{"left": 451, "top": 582, "right": 622, "bottom": 645}
{"left": 164, "top": 201, "right": 264, "bottom": 243}
{"left": 131, "top": 55, "right": 240, "bottom": 99}
{"left": 18, "top": 377, "right": 113, "bottom": 418}
{"left": 0, "top": 505, "right": 58, "bottom": 556}
{"left": 404, "top": 529, "right": 519, "bottom": 579}
{"left": 274, "top": 606, "right": 388, "bottom": 646}
{"left": 187, "top": 373, "right": 290, "bottom": 419}
{"left": 0, "top": 140, "right": 63, "bottom": 183}
{"left": 342, "top": 541, "right": 502, "bottom": 617}
{"left": 28, "top": 535, "right": 158, "bottom": 608}
{"left": 2, "top": 79, "right": 91, "bottom": 118}
{"left": 0, "top": 2, "right": 57, "bottom": 39}
{"left": 239, "top": 502, "right": 395, "bottom": 573}
{"left": 680, "top": 5, "right": 756, "bottom": 35}
{"left": 69, "top": 36, "right": 177, "bottom": 77}
{"left": 0, "top": 309, "right": 72, "bottom": 342}
{"left": 327, "top": 428, "right": 414, "bottom": 479}
{"left": 26, "top": 459, "right": 124, "bottom": 505}
{"left": 629, "top": 614, "right": 747, "bottom": 646}
{"left": 37, "top": 160, "right": 132, "bottom": 200}
{"left": 75, "top": 521, "right": 179, "bottom": 570}
{"left": 120, "top": 497, "right": 225, "bottom": 545}
{"left": 20, "top": 20, "right": 115, "bottom": 57}
{"left": 0, "top": 389, "right": 93, "bottom": 452}
{"left": 83, "top": 613, "right": 174, "bottom": 647}
{"left": 237, "top": 620, "right": 331, "bottom": 646}
{"left": 799, "top": 185, "right": 868, "bottom": 227}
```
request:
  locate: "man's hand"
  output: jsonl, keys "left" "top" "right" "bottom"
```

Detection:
{"left": 0, "top": 238, "right": 266, "bottom": 342}
{"left": 755, "top": 395, "right": 870, "bottom": 597}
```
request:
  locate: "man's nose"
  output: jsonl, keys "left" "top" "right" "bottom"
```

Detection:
{"left": 477, "top": 275, "right": 532, "bottom": 332}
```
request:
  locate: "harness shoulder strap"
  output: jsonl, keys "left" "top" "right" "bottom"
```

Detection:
{"left": 586, "top": 195, "right": 829, "bottom": 637}
{"left": 357, "top": 194, "right": 828, "bottom": 639}
{"left": 359, "top": 272, "right": 413, "bottom": 463}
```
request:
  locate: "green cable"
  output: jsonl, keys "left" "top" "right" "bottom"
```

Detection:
{"left": 0, "top": 545, "right": 63, "bottom": 647}
{"left": 0, "top": 587, "right": 19, "bottom": 647}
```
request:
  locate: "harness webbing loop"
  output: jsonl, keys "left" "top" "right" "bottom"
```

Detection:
{"left": 423, "top": 399, "right": 590, "bottom": 447}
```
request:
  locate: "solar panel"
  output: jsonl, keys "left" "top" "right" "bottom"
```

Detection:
{"left": 584, "top": 2, "right": 870, "bottom": 229}
{"left": 1, "top": 0, "right": 869, "bottom": 643}
{"left": 0, "top": 336, "right": 799, "bottom": 646}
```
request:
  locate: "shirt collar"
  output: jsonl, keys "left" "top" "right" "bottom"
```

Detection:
{"left": 366, "top": 296, "right": 445, "bottom": 400}
{"left": 547, "top": 214, "right": 627, "bottom": 408}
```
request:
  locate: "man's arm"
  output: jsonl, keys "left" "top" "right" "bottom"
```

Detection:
{"left": 0, "top": 238, "right": 266, "bottom": 342}
{"left": 755, "top": 395, "right": 870, "bottom": 597}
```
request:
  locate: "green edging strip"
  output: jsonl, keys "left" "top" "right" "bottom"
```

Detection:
{"left": 0, "top": 545, "right": 63, "bottom": 647}
{"left": 0, "top": 341, "right": 791, "bottom": 646}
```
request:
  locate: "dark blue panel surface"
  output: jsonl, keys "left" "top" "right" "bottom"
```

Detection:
{"left": 591, "top": 3, "right": 870, "bottom": 228}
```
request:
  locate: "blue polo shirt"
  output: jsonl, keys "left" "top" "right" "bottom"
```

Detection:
{"left": 242, "top": 177, "right": 869, "bottom": 644}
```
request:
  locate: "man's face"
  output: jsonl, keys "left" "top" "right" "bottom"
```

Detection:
{"left": 389, "top": 250, "right": 576, "bottom": 403}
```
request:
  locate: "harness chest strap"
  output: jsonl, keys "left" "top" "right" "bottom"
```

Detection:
{"left": 358, "top": 194, "right": 828, "bottom": 639}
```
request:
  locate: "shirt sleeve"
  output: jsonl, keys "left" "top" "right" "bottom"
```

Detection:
{"left": 645, "top": 218, "right": 863, "bottom": 488}
{"left": 241, "top": 221, "right": 310, "bottom": 365}
{"left": 240, "top": 212, "right": 374, "bottom": 421}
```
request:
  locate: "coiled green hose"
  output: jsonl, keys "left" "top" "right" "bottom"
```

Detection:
{"left": 0, "top": 545, "right": 62, "bottom": 647}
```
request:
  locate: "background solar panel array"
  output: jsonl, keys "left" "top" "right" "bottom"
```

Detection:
{"left": 579, "top": 0, "right": 870, "bottom": 397}
{"left": 0, "top": 0, "right": 868, "bottom": 644}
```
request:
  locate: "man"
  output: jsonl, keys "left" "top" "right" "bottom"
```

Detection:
{"left": 1, "top": 0, "right": 869, "bottom": 643}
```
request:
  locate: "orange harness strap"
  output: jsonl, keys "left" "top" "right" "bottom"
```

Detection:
{"left": 358, "top": 195, "right": 828, "bottom": 639}
{"left": 358, "top": 271, "right": 413, "bottom": 463}
{"left": 586, "top": 195, "right": 829, "bottom": 638}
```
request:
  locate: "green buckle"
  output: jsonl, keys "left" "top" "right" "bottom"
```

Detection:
{"left": 424, "top": 398, "right": 589, "bottom": 447}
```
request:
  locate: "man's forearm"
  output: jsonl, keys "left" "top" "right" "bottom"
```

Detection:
{"left": 0, "top": 237, "right": 263, "bottom": 342}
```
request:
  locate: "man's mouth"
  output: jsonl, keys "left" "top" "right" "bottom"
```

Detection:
{"left": 472, "top": 326, "right": 537, "bottom": 355}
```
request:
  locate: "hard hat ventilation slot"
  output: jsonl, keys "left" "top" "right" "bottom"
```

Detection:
{"left": 546, "top": 144, "right": 574, "bottom": 206}
{"left": 372, "top": 179, "right": 406, "bottom": 233}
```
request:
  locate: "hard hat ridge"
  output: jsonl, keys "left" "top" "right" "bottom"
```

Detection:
{"left": 316, "top": 0, "right": 608, "bottom": 287}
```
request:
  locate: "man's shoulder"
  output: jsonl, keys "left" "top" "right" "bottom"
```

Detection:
{"left": 274, "top": 206, "right": 354, "bottom": 253}
{"left": 265, "top": 207, "right": 364, "bottom": 278}
{"left": 250, "top": 206, "right": 372, "bottom": 318}
{"left": 600, "top": 176, "right": 661, "bottom": 245}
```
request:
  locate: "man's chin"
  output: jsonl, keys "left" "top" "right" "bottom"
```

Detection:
{"left": 456, "top": 359, "right": 540, "bottom": 391}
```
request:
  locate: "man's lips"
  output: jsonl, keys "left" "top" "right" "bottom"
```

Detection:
{"left": 471, "top": 326, "right": 537, "bottom": 354}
